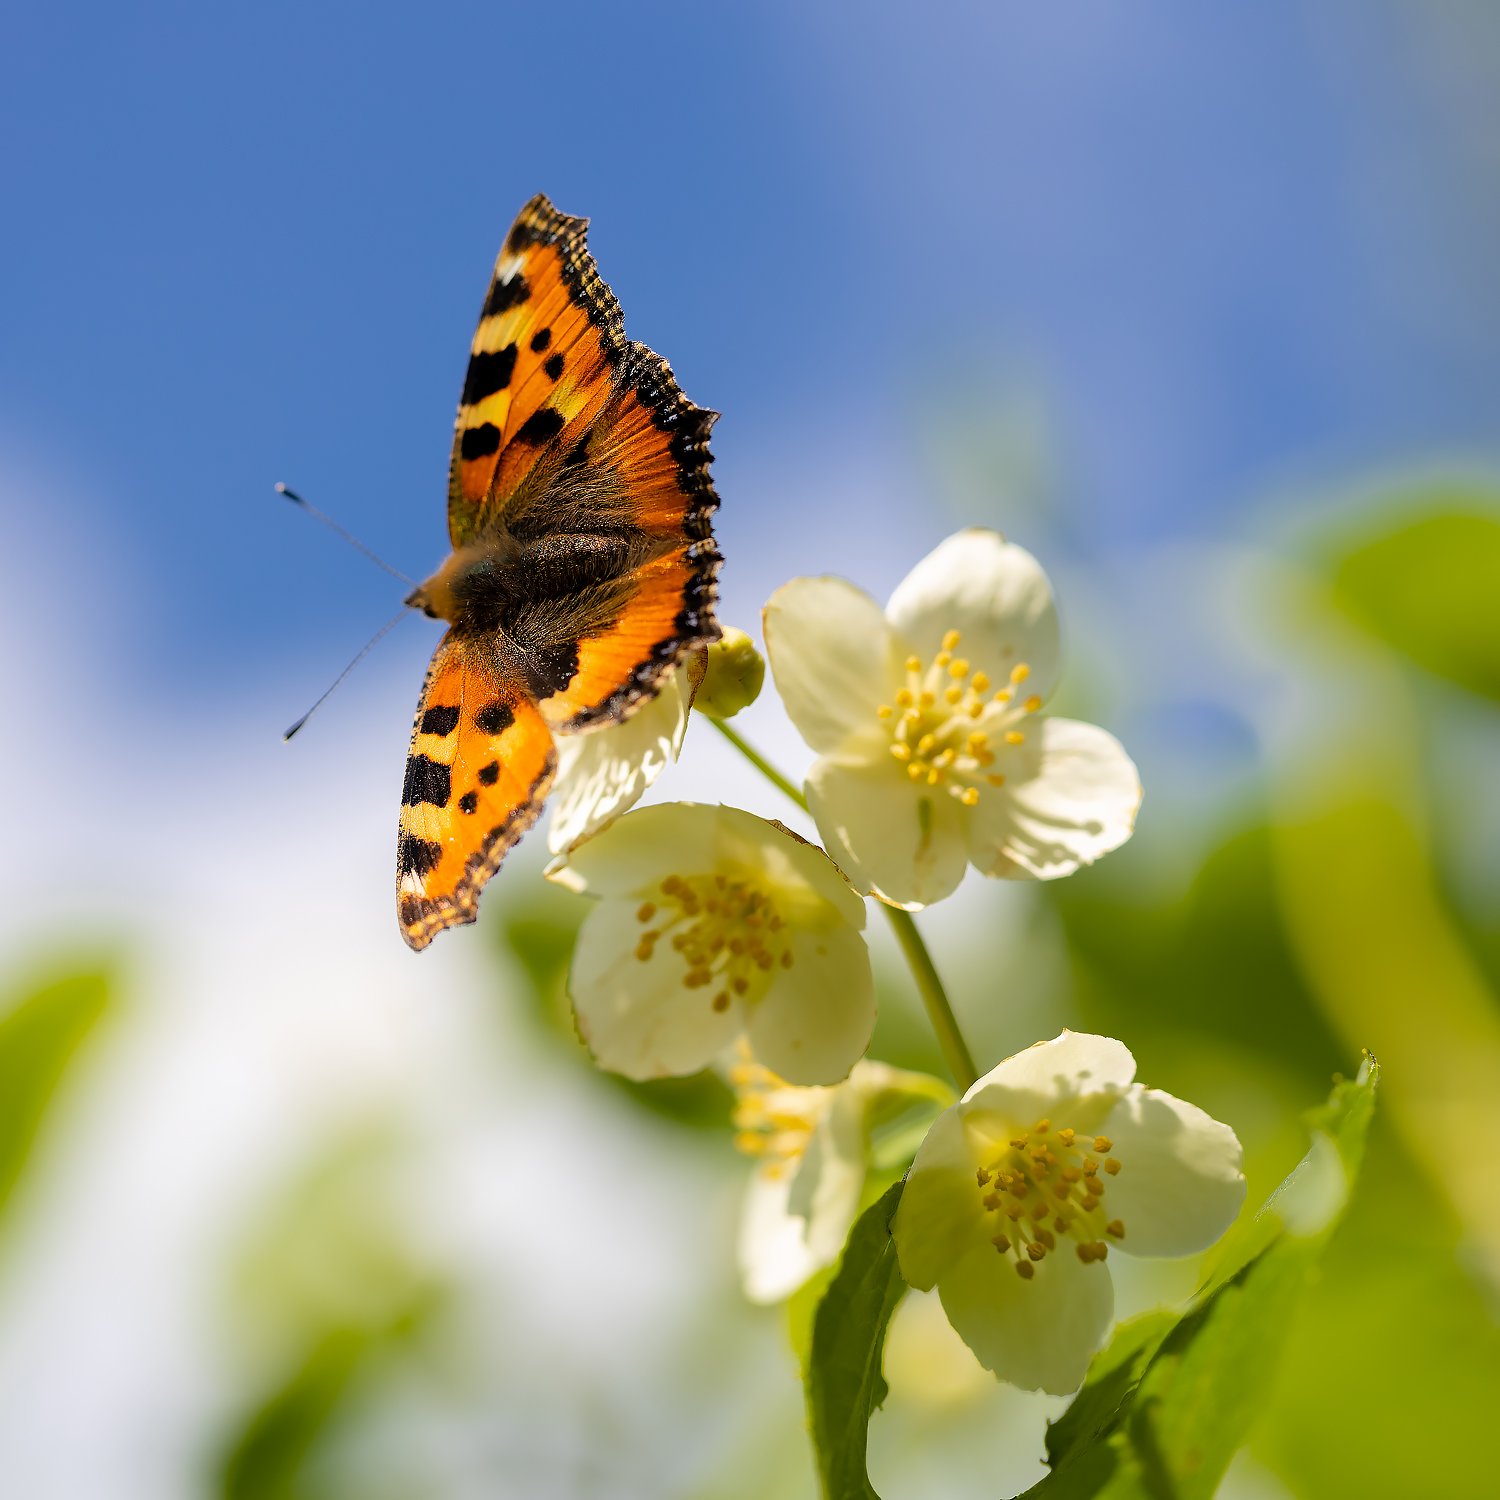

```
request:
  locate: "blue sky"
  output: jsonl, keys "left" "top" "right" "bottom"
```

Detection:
{"left": 3, "top": 0, "right": 1498, "bottom": 702}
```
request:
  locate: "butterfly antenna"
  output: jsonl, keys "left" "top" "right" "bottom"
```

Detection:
{"left": 275, "top": 482, "right": 416, "bottom": 587}
{"left": 283, "top": 606, "right": 413, "bottom": 742}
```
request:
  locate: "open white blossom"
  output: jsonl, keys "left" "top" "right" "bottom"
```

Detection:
{"left": 763, "top": 531, "right": 1141, "bottom": 908}
{"left": 547, "top": 657, "right": 702, "bottom": 856}
{"left": 553, "top": 803, "right": 875, "bottom": 1085}
{"left": 892, "top": 1031, "right": 1245, "bottom": 1394}
{"left": 729, "top": 1046, "right": 949, "bottom": 1303}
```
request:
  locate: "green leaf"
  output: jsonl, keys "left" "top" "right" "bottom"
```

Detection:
{"left": 219, "top": 1325, "right": 369, "bottom": 1500}
{"left": 0, "top": 964, "right": 114, "bottom": 1234}
{"left": 1026, "top": 1057, "right": 1379, "bottom": 1500}
{"left": 1041, "top": 1309, "right": 1175, "bottom": 1472}
{"left": 806, "top": 1182, "right": 907, "bottom": 1500}
{"left": 1326, "top": 497, "right": 1500, "bottom": 702}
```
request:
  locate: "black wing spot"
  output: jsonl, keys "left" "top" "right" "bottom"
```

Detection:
{"left": 483, "top": 273, "right": 529, "bottom": 317}
{"left": 529, "top": 327, "right": 552, "bottom": 352}
{"left": 477, "top": 761, "right": 500, "bottom": 785}
{"left": 525, "top": 639, "right": 580, "bottom": 699}
{"left": 475, "top": 701, "right": 515, "bottom": 735}
{"left": 544, "top": 352, "right": 565, "bottom": 380}
{"left": 459, "top": 423, "right": 502, "bottom": 461}
{"left": 514, "top": 407, "right": 566, "bottom": 445}
{"left": 397, "top": 834, "right": 443, "bottom": 877}
{"left": 420, "top": 704, "right": 461, "bottom": 737}
{"left": 458, "top": 791, "right": 479, "bottom": 814}
{"left": 402, "top": 755, "right": 452, "bottom": 808}
{"left": 461, "top": 345, "right": 518, "bottom": 406}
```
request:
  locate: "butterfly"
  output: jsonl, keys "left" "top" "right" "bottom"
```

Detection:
{"left": 396, "top": 195, "right": 721, "bottom": 950}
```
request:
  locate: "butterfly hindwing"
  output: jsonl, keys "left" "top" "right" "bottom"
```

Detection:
{"left": 397, "top": 634, "right": 558, "bottom": 951}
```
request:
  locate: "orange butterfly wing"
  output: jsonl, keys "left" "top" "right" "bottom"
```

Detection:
{"left": 397, "top": 635, "right": 557, "bottom": 951}
{"left": 531, "top": 347, "right": 718, "bottom": 729}
{"left": 402, "top": 195, "right": 720, "bottom": 950}
{"left": 448, "top": 194, "right": 627, "bottom": 548}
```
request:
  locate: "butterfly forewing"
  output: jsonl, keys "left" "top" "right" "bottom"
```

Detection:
{"left": 448, "top": 197, "right": 626, "bottom": 548}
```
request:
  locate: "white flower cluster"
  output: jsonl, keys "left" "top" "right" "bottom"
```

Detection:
{"left": 542, "top": 530, "right": 1244, "bottom": 1392}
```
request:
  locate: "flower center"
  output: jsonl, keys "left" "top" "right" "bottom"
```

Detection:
{"left": 875, "top": 629, "right": 1042, "bottom": 807}
{"left": 972, "top": 1117, "right": 1126, "bottom": 1278}
{"left": 728, "top": 1045, "right": 821, "bottom": 1179}
{"left": 633, "top": 872, "right": 793, "bottom": 1015}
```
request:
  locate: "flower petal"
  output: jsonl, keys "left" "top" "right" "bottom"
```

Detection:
{"left": 965, "top": 716, "right": 1141, "bottom": 881}
{"left": 568, "top": 899, "right": 741, "bottom": 1078}
{"left": 763, "top": 577, "right": 904, "bottom": 755}
{"left": 747, "top": 921, "right": 875, "bottom": 1085}
{"left": 968, "top": 1031, "right": 1136, "bottom": 1106}
{"left": 1096, "top": 1086, "right": 1246, "bottom": 1258}
{"left": 807, "top": 757, "right": 969, "bottom": 908}
{"left": 721, "top": 808, "right": 867, "bottom": 931}
{"left": 892, "top": 1104, "right": 983, "bottom": 1290}
{"left": 739, "top": 1168, "right": 822, "bottom": 1304}
{"left": 886, "top": 531, "right": 1061, "bottom": 702}
{"left": 937, "top": 1238, "right": 1115, "bottom": 1394}
{"left": 739, "top": 1088, "right": 867, "bottom": 1303}
{"left": 549, "top": 800, "right": 726, "bottom": 897}
{"left": 546, "top": 669, "right": 694, "bottom": 855}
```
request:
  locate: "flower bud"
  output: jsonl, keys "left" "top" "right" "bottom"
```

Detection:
{"left": 695, "top": 626, "right": 765, "bottom": 719}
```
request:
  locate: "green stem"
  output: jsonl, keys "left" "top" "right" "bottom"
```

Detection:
{"left": 881, "top": 907, "right": 978, "bottom": 1091}
{"left": 708, "top": 716, "right": 809, "bottom": 812}
{"left": 707, "top": 714, "right": 979, "bottom": 1091}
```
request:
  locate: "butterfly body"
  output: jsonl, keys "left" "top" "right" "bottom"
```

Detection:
{"left": 396, "top": 196, "right": 720, "bottom": 951}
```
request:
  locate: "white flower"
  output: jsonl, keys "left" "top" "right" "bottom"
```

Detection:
{"left": 891, "top": 1031, "right": 1245, "bottom": 1395}
{"left": 763, "top": 530, "right": 1141, "bottom": 908}
{"left": 553, "top": 803, "right": 876, "bottom": 1085}
{"left": 729, "top": 1047, "right": 949, "bottom": 1303}
{"left": 547, "top": 658, "right": 701, "bottom": 857}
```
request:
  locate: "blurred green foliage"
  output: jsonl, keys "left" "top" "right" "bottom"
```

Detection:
{"left": 1326, "top": 490, "right": 1500, "bottom": 702}
{"left": 1053, "top": 818, "right": 1346, "bottom": 1088}
{"left": 216, "top": 1132, "right": 450, "bottom": 1500}
{"left": 0, "top": 961, "right": 115, "bottom": 1240}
